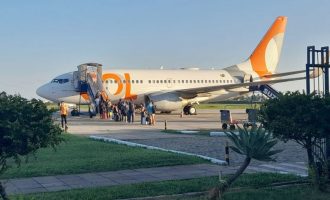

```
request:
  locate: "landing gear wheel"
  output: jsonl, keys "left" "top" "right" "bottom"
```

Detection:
{"left": 183, "top": 105, "right": 197, "bottom": 115}
{"left": 222, "top": 123, "right": 228, "bottom": 130}
{"left": 183, "top": 106, "right": 189, "bottom": 115}
{"left": 188, "top": 106, "right": 197, "bottom": 115}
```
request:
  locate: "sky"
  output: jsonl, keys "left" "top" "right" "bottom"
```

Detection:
{"left": 0, "top": 0, "right": 329, "bottom": 99}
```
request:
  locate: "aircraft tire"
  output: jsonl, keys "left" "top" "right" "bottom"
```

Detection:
{"left": 188, "top": 106, "right": 197, "bottom": 115}
{"left": 183, "top": 106, "right": 189, "bottom": 115}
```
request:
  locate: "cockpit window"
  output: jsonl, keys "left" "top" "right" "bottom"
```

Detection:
{"left": 51, "top": 79, "right": 69, "bottom": 84}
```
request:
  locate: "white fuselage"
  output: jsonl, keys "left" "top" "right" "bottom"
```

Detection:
{"left": 36, "top": 68, "right": 249, "bottom": 111}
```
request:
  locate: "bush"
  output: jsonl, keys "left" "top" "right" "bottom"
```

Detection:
{"left": 0, "top": 92, "right": 63, "bottom": 199}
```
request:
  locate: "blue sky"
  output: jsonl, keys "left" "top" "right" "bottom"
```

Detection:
{"left": 1, "top": 0, "right": 329, "bottom": 99}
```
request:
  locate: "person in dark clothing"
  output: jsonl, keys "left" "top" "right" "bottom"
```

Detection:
{"left": 128, "top": 100, "right": 135, "bottom": 123}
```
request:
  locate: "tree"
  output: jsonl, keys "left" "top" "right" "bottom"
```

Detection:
{"left": 259, "top": 91, "right": 330, "bottom": 190}
{"left": 209, "top": 125, "right": 281, "bottom": 199}
{"left": 0, "top": 92, "right": 63, "bottom": 199}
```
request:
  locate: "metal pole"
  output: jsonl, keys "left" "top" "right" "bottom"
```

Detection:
{"left": 321, "top": 47, "right": 330, "bottom": 177}
{"left": 164, "top": 120, "right": 167, "bottom": 130}
{"left": 323, "top": 47, "right": 329, "bottom": 96}
{"left": 225, "top": 141, "right": 230, "bottom": 165}
{"left": 306, "top": 46, "right": 312, "bottom": 94}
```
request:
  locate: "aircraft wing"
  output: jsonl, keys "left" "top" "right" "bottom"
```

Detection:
{"left": 177, "top": 76, "right": 306, "bottom": 97}
{"left": 261, "top": 70, "right": 305, "bottom": 78}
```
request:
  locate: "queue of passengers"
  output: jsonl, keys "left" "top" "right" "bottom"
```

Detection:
{"left": 94, "top": 94, "right": 156, "bottom": 125}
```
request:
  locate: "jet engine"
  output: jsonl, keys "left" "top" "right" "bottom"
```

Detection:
{"left": 147, "top": 92, "right": 183, "bottom": 112}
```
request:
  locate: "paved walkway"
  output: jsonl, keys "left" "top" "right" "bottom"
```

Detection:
{"left": 1, "top": 164, "right": 235, "bottom": 195}
{"left": 1, "top": 162, "right": 308, "bottom": 195}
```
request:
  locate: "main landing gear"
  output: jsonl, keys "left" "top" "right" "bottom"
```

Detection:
{"left": 183, "top": 105, "right": 197, "bottom": 115}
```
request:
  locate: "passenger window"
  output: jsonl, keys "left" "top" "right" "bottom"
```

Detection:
{"left": 201, "top": 80, "right": 203, "bottom": 83}
{"left": 148, "top": 80, "right": 151, "bottom": 84}
{"left": 106, "top": 80, "right": 108, "bottom": 84}
{"left": 114, "top": 80, "right": 117, "bottom": 83}
{"left": 186, "top": 80, "right": 188, "bottom": 83}
{"left": 173, "top": 80, "right": 175, "bottom": 83}
{"left": 140, "top": 80, "right": 143, "bottom": 83}
{"left": 178, "top": 80, "right": 180, "bottom": 83}
{"left": 123, "top": 80, "right": 126, "bottom": 83}
{"left": 153, "top": 80, "right": 155, "bottom": 83}
{"left": 227, "top": 80, "right": 229, "bottom": 83}
{"left": 193, "top": 80, "right": 196, "bottom": 83}
{"left": 212, "top": 80, "right": 215, "bottom": 83}
{"left": 160, "top": 80, "right": 163, "bottom": 83}
{"left": 197, "top": 80, "right": 200, "bottom": 83}
{"left": 164, "top": 80, "right": 167, "bottom": 83}
{"left": 216, "top": 80, "right": 218, "bottom": 83}
{"left": 190, "top": 80, "right": 192, "bottom": 83}
{"left": 156, "top": 80, "right": 159, "bottom": 83}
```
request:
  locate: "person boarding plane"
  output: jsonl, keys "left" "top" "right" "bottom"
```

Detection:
{"left": 36, "top": 16, "right": 315, "bottom": 115}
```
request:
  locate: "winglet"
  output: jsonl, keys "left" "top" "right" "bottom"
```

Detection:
{"left": 249, "top": 16, "right": 287, "bottom": 77}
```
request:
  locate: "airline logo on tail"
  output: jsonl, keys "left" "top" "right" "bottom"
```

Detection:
{"left": 250, "top": 16, "right": 287, "bottom": 77}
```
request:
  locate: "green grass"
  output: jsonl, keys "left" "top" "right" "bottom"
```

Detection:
{"left": 220, "top": 186, "right": 330, "bottom": 200}
{"left": 196, "top": 103, "right": 260, "bottom": 110}
{"left": 0, "top": 134, "right": 205, "bottom": 179}
{"left": 12, "top": 173, "right": 305, "bottom": 200}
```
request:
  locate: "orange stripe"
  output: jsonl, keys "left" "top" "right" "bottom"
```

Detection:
{"left": 124, "top": 73, "right": 137, "bottom": 100}
{"left": 81, "top": 93, "right": 89, "bottom": 101}
{"left": 250, "top": 16, "right": 287, "bottom": 77}
{"left": 102, "top": 73, "right": 123, "bottom": 95}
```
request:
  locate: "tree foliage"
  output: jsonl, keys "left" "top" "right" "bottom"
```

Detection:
{"left": 209, "top": 125, "right": 281, "bottom": 199}
{"left": 226, "top": 125, "right": 282, "bottom": 162}
{"left": 258, "top": 91, "right": 330, "bottom": 190}
{"left": 0, "top": 92, "right": 63, "bottom": 199}
{"left": 259, "top": 91, "right": 330, "bottom": 146}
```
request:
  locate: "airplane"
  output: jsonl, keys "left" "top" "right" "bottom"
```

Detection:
{"left": 36, "top": 16, "right": 309, "bottom": 115}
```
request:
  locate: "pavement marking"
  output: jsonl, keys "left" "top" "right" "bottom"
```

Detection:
{"left": 90, "top": 135, "right": 227, "bottom": 165}
{"left": 248, "top": 163, "right": 308, "bottom": 177}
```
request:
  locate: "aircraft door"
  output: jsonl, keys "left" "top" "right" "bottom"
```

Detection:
{"left": 73, "top": 71, "right": 79, "bottom": 89}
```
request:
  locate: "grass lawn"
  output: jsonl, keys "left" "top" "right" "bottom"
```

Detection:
{"left": 0, "top": 134, "right": 205, "bottom": 179}
{"left": 196, "top": 103, "right": 260, "bottom": 110}
{"left": 220, "top": 186, "right": 330, "bottom": 200}
{"left": 12, "top": 173, "right": 306, "bottom": 200}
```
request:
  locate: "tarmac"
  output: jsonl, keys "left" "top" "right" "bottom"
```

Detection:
{"left": 1, "top": 109, "right": 309, "bottom": 195}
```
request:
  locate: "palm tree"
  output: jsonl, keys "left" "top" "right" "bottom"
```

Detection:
{"left": 209, "top": 124, "right": 282, "bottom": 199}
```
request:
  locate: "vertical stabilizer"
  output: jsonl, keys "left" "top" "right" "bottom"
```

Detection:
{"left": 230, "top": 16, "right": 287, "bottom": 78}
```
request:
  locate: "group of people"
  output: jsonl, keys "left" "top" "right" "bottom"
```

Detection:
{"left": 111, "top": 99, "right": 136, "bottom": 123}
{"left": 94, "top": 93, "right": 111, "bottom": 119}
{"left": 59, "top": 97, "right": 157, "bottom": 130}
{"left": 140, "top": 101, "right": 156, "bottom": 125}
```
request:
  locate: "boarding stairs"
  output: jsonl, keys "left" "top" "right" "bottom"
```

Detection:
{"left": 73, "top": 63, "right": 110, "bottom": 117}
{"left": 249, "top": 84, "right": 279, "bottom": 99}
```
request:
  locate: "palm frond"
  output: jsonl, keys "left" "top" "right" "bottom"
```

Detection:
{"left": 225, "top": 124, "right": 282, "bottom": 162}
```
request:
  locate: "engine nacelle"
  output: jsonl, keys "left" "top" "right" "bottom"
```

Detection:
{"left": 147, "top": 92, "right": 183, "bottom": 112}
